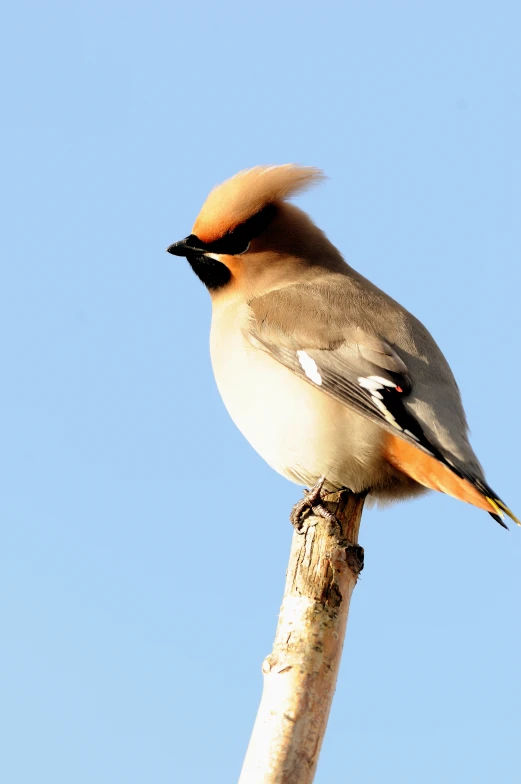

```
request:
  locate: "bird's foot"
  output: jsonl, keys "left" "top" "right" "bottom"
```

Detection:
{"left": 290, "top": 476, "right": 340, "bottom": 534}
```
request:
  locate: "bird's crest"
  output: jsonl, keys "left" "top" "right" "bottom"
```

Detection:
{"left": 192, "top": 164, "right": 325, "bottom": 243}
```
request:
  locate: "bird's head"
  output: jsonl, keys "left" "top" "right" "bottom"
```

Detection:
{"left": 167, "top": 164, "right": 346, "bottom": 297}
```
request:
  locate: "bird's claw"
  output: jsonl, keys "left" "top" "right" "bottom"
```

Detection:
{"left": 290, "top": 476, "right": 340, "bottom": 534}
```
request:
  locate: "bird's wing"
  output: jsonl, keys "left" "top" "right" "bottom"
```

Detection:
{"left": 246, "top": 283, "right": 518, "bottom": 527}
{"left": 247, "top": 283, "right": 432, "bottom": 453}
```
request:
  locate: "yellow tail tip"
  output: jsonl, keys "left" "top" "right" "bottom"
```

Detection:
{"left": 489, "top": 498, "right": 521, "bottom": 527}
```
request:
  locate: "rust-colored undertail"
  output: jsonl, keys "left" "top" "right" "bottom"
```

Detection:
{"left": 383, "top": 433, "right": 498, "bottom": 514}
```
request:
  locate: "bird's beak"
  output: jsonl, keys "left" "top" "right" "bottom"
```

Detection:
{"left": 166, "top": 235, "right": 204, "bottom": 257}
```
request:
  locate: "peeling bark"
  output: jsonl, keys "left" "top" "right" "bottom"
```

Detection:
{"left": 239, "top": 490, "right": 366, "bottom": 784}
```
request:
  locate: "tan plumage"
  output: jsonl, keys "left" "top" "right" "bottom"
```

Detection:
{"left": 192, "top": 165, "right": 324, "bottom": 243}
{"left": 168, "top": 164, "right": 519, "bottom": 528}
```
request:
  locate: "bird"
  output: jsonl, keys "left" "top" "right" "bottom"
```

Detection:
{"left": 167, "top": 164, "right": 519, "bottom": 530}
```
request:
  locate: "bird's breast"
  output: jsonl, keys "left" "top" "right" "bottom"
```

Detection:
{"left": 209, "top": 300, "right": 388, "bottom": 492}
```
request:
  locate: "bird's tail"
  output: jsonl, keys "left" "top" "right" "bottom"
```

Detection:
{"left": 487, "top": 497, "right": 521, "bottom": 528}
{"left": 383, "top": 433, "right": 519, "bottom": 529}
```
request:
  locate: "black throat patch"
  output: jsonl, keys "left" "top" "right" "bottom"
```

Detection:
{"left": 186, "top": 254, "right": 232, "bottom": 290}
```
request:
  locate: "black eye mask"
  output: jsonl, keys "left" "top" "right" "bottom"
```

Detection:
{"left": 168, "top": 203, "right": 278, "bottom": 258}
{"left": 200, "top": 203, "right": 278, "bottom": 255}
{"left": 167, "top": 203, "right": 278, "bottom": 290}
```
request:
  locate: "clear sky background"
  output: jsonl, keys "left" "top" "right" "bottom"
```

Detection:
{"left": 1, "top": 2, "right": 520, "bottom": 782}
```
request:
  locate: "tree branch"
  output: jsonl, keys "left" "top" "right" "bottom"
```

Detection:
{"left": 239, "top": 490, "right": 366, "bottom": 784}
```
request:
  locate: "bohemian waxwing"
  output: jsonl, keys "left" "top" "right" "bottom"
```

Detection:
{"left": 167, "top": 164, "right": 519, "bottom": 529}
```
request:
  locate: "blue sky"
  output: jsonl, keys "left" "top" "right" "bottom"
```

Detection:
{"left": 1, "top": 1, "right": 520, "bottom": 782}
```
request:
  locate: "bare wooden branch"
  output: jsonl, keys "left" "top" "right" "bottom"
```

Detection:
{"left": 239, "top": 490, "right": 366, "bottom": 784}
